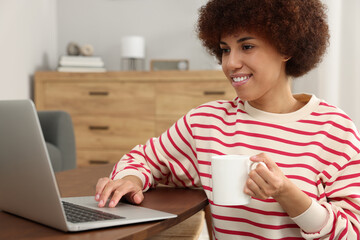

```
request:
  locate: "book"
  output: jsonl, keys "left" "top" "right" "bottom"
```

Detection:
{"left": 57, "top": 66, "right": 106, "bottom": 72}
{"left": 59, "top": 56, "right": 105, "bottom": 68}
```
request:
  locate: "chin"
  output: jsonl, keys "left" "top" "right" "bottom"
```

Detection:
{"left": 234, "top": 91, "right": 251, "bottom": 101}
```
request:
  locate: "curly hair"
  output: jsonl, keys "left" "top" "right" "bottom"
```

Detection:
{"left": 196, "top": 0, "right": 330, "bottom": 78}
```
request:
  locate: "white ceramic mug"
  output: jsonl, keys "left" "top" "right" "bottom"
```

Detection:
{"left": 211, "top": 155, "right": 266, "bottom": 206}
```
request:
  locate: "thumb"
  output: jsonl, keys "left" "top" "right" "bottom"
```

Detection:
{"left": 132, "top": 191, "right": 144, "bottom": 204}
{"left": 126, "top": 190, "right": 144, "bottom": 205}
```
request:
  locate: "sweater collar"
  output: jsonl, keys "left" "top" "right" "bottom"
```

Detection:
{"left": 243, "top": 94, "right": 320, "bottom": 123}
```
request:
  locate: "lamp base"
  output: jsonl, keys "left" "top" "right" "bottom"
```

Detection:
{"left": 121, "top": 58, "right": 144, "bottom": 71}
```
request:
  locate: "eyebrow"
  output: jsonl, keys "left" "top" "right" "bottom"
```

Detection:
{"left": 219, "top": 37, "right": 255, "bottom": 45}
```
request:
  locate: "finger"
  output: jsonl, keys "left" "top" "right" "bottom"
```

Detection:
{"left": 119, "top": 175, "right": 144, "bottom": 204}
{"left": 251, "top": 154, "right": 284, "bottom": 187}
{"left": 124, "top": 189, "right": 144, "bottom": 205}
{"left": 98, "top": 180, "right": 123, "bottom": 207}
{"left": 246, "top": 176, "right": 268, "bottom": 200}
{"left": 250, "top": 154, "right": 267, "bottom": 168}
{"left": 132, "top": 191, "right": 144, "bottom": 204}
{"left": 108, "top": 180, "right": 139, "bottom": 207}
{"left": 250, "top": 161, "right": 267, "bottom": 171}
{"left": 109, "top": 189, "right": 127, "bottom": 207}
{"left": 249, "top": 168, "right": 268, "bottom": 185}
{"left": 243, "top": 184, "right": 255, "bottom": 197}
{"left": 107, "top": 179, "right": 144, "bottom": 207}
{"left": 250, "top": 153, "right": 277, "bottom": 171}
{"left": 95, "top": 177, "right": 110, "bottom": 201}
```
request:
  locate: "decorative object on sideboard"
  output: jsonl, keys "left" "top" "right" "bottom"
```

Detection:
{"left": 58, "top": 42, "right": 106, "bottom": 72}
{"left": 67, "top": 42, "right": 81, "bottom": 56}
{"left": 121, "top": 36, "right": 145, "bottom": 71}
{"left": 150, "top": 59, "right": 189, "bottom": 71}
{"left": 66, "top": 42, "right": 94, "bottom": 57}
{"left": 80, "top": 44, "right": 94, "bottom": 56}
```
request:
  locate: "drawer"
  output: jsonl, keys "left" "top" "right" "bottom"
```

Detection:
{"left": 77, "top": 149, "right": 126, "bottom": 167}
{"left": 72, "top": 115, "right": 155, "bottom": 149}
{"left": 42, "top": 81, "right": 155, "bottom": 115}
{"left": 156, "top": 80, "right": 235, "bottom": 116}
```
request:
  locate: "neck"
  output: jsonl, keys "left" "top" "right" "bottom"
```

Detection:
{"left": 248, "top": 79, "right": 304, "bottom": 114}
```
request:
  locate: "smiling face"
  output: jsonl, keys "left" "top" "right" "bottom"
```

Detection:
{"left": 220, "top": 31, "right": 291, "bottom": 110}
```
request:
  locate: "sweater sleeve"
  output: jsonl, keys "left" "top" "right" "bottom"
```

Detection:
{"left": 109, "top": 110, "right": 201, "bottom": 191}
{"left": 291, "top": 199, "right": 329, "bottom": 233}
{"left": 300, "top": 156, "right": 360, "bottom": 239}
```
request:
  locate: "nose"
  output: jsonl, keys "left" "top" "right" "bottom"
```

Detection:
{"left": 223, "top": 50, "right": 243, "bottom": 71}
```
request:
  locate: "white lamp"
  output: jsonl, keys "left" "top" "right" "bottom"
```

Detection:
{"left": 121, "top": 36, "right": 145, "bottom": 71}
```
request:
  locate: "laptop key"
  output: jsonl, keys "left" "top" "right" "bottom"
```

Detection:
{"left": 62, "top": 201, "right": 124, "bottom": 223}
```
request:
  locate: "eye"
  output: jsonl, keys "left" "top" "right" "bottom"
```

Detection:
{"left": 242, "top": 44, "right": 254, "bottom": 50}
{"left": 220, "top": 48, "right": 230, "bottom": 54}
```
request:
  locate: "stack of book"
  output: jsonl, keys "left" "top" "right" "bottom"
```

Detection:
{"left": 57, "top": 56, "right": 106, "bottom": 72}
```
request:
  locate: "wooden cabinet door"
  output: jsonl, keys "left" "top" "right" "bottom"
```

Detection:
{"left": 41, "top": 81, "right": 155, "bottom": 116}
{"left": 155, "top": 80, "right": 235, "bottom": 135}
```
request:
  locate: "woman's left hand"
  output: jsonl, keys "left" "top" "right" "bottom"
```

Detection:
{"left": 244, "top": 152, "right": 291, "bottom": 200}
{"left": 244, "top": 152, "right": 313, "bottom": 218}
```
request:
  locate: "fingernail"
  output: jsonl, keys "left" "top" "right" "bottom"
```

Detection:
{"left": 98, "top": 200, "right": 104, "bottom": 207}
{"left": 109, "top": 201, "right": 115, "bottom": 207}
{"left": 95, "top": 194, "right": 100, "bottom": 201}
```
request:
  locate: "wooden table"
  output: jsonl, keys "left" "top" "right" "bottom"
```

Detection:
{"left": 0, "top": 164, "right": 208, "bottom": 240}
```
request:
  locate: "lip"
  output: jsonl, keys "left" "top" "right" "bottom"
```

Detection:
{"left": 230, "top": 73, "right": 252, "bottom": 87}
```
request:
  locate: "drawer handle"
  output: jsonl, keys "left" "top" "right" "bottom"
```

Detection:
{"left": 89, "top": 126, "right": 109, "bottom": 130}
{"left": 89, "top": 160, "right": 110, "bottom": 165}
{"left": 203, "top": 91, "right": 225, "bottom": 96}
{"left": 89, "top": 91, "right": 109, "bottom": 96}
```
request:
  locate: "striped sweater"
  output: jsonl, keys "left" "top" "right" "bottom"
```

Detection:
{"left": 111, "top": 94, "right": 360, "bottom": 239}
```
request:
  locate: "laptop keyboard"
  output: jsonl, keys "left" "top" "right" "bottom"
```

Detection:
{"left": 62, "top": 201, "right": 124, "bottom": 223}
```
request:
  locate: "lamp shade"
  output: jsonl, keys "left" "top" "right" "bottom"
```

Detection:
{"left": 121, "top": 36, "right": 145, "bottom": 59}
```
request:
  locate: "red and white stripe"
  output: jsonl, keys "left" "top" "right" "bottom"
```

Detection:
{"left": 111, "top": 95, "right": 360, "bottom": 239}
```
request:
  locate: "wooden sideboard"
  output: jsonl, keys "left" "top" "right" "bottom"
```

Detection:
{"left": 34, "top": 71, "right": 235, "bottom": 167}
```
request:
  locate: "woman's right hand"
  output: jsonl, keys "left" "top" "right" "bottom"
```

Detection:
{"left": 95, "top": 175, "right": 144, "bottom": 208}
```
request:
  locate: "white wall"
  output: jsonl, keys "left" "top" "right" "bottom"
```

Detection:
{"left": 0, "top": 0, "right": 57, "bottom": 100}
{"left": 293, "top": 0, "right": 360, "bottom": 127}
{"left": 57, "top": 0, "right": 217, "bottom": 71}
{"left": 338, "top": 0, "right": 360, "bottom": 126}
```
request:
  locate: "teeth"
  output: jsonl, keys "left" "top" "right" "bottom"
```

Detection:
{"left": 233, "top": 76, "right": 250, "bottom": 82}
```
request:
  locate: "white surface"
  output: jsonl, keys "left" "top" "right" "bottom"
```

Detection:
{"left": 121, "top": 36, "right": 145, "bottom": 59}
{"left": 211, "top": 155, "right": 253, "bottom": 206}
{"left": 0, "top": 0, "right": 57, "bottom": 100}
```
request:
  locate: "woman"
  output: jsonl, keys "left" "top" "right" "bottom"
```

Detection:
{"left": 96, "top": 0, "right": 360, "bottom": 239}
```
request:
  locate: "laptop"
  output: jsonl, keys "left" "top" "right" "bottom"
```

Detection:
{"left": 0, "top": 99, "right": 176, "bottom": 232}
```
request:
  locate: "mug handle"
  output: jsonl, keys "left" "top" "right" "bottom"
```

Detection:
{"left": 250, "top": 161, "right": 267, "bottom": 171}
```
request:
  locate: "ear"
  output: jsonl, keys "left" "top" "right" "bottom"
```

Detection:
{"left": 282, "top": 56, "right": 292, "bottom": 62}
